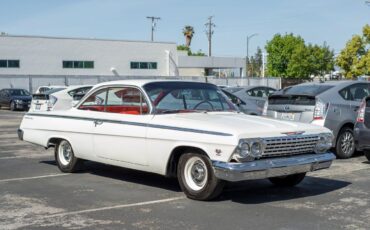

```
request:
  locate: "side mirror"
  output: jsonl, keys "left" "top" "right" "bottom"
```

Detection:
{"left": 235, "top": 98, "right": 242, "bottom": 106}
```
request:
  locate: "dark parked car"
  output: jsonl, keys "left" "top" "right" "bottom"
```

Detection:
{"left": 354, "top": 96, "right": 370, "bottom": 161}
{"left": 0, "top": 88, "right": 32, "bottom": 111}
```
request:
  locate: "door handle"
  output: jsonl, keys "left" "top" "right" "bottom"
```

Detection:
{"left": 93, "top": 120, "right": 103, "bottom": 127}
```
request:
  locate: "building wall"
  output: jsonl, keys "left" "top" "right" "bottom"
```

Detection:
{"left": 0, "top": 35, "right": 177, "bottom": 76}
{"left": 178, "top": 68, "right": 205, "bottom": 77}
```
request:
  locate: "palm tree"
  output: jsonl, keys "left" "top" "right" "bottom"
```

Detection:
{"left": 183, "top": 26, "right": 195, "bottom": 47}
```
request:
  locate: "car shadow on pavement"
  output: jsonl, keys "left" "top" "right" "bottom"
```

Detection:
{"left": 217, "top": 176, "right": 351, "bottom": 204}
{"left": 40, "top": 160, "right": 181, "bottom": 192}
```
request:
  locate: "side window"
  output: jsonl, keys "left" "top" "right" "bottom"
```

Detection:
{"left": 105, "top": 87, "right": 148, "bottom": 115}
{"left": 247, "top": 89, "right": 256, "bottom": 97}
{"left": 351, "top": 84, "right": 370, "bottom": 101}
{"left": 39, "top": 87, "right": 49, "bottom": 94}
{"left": 340, "top": 84, "right": 370, "bottom": 101}
{"left": 78, "top": 88, "right": 107, "bottom": 112}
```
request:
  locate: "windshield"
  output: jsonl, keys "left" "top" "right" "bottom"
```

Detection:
{"left": 143, "top": 82, "right": 236, "bottom": 114}
{"left": 9, "top": 89, "right": 30, "bottom": 96}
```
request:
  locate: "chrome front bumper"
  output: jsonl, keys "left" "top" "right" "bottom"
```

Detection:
{"left": 212, "top": 152, "right": 335, "bottom": 182}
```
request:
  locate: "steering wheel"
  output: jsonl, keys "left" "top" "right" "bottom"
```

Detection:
{"left": 193, "top": 100, "right": 214, "bottom": 110}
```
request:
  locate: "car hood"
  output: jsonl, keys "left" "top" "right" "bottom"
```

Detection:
{"left": 151, "top": 112, "right": 330, "bottom": 139}
{"left": 11, "top": 95, "right": 32, "bottom": 101}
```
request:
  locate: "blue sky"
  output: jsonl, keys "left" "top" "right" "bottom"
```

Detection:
{"left": 0, "top": 0, "right": 369, "bottom": 57}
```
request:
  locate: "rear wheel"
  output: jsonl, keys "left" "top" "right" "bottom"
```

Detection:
{"left": 55, "top": 140, "right": 83, "bottom": 173}
{"left": 365, "top": 150, "right": 370, "bottom": 161}
{"left": 269, "top": 173, "right": 306, "bottom": 187}
{"left": 335, "top": 127, "right": 355, "bottom": 159}
{"left": 177, "top": 152, "right": 225, "bottom": 201}
{"left": 10, "top": 101, "right": 16, "bottom": 111}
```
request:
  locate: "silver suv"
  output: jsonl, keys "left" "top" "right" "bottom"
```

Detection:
{"left": 267, "top": 81, "right": 370, "bottom": 159}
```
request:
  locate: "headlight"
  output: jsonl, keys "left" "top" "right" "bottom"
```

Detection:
{"left": 231, "top": 138, "right": 265, "bottom": 162}
{"left": 314, "top": 133, "right": 333, "bottom": 153}
{"left": 14, "top": 99, "right": 23, "bottom": 104}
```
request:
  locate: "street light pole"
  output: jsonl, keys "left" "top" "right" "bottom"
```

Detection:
{"left": 246, "top": 33, "right": 258, "bottom": 78}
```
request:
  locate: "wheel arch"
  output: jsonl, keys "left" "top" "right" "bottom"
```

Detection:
{"left": 46, "top": 136, "right": 73, "bottom": 149}
{"left": 165, "top": 145, "right": 209, "bottom": 178}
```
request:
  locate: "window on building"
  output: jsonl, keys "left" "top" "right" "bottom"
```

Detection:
{"left": 0, "top": 60, "right": 20, "bottom": 68}
{"left": 63, "top": 60, "right": 94, "bottom": 69}
{"left": 130, "top": 62, "right": 157, "bottom": 70}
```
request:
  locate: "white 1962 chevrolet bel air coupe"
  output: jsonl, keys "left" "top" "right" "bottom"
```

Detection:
{"left": 18, "top": 80, "right": 335, "bottom": 200}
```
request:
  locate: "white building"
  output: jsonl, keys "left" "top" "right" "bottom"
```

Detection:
{"left": 0, "top": 34, "right": 245, "bottom": 77}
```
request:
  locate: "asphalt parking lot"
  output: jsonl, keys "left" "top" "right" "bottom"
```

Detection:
{"left": 0, "top": 110, "right": 369, "bottom": 230}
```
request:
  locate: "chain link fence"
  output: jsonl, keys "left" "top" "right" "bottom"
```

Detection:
{"left": 0, "top": 75, "right": 282, "bottom": 93}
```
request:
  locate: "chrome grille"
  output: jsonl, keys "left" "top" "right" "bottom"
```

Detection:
{"left": 262, "top": 135, "right": 319, "bottom": 158}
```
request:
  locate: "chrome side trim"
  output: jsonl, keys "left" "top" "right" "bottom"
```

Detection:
{"left": 212, "top": 152, "right": 335, "bottom": 182}
{"left": 26, "top": 113, "right": 233, "bottom": 137}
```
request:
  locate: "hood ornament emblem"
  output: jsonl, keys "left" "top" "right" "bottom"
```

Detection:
{"left": 281, "top": 131, "right": 305, "bottom": 136}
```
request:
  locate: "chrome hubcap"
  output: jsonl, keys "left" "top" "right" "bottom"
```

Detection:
{"left": 184, "top": 157, "right": 208, "bottom": 191}
{"left": 191, "top": 161, "right": 206, "bottom": 185}
{"left": 341, "top": 132, "right": 354, "bottom": 155}
{"left": 58, "top": 141, "right": 72, "bottom": 166}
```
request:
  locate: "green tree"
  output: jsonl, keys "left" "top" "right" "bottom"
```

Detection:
{"left": 336, "top": 24, "right": 370, "bottom": 78}
{"left": 265, "top": 34, "right": 305, "bottom": 77}
{"left": 177, "top": 45, "right": 206, "bottom": 56}
{"left": 266, "top": 33, "right": 334, "bottom": 78}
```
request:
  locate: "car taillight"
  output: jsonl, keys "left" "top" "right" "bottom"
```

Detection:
{"left": 47, "top": 95, "right": 58, "bottom": 111}
{"left": 357, "top": 100, "right": 366, "bottom": 123}
{"left": 313, "top": 99, "right": 328, "bottom": 120}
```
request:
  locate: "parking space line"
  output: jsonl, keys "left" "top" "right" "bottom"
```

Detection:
{"left": 43, "top": 196, "right": 185, "bottom": 218}
{"left": 0, "top": 173, "right": 69, "bottom": 183}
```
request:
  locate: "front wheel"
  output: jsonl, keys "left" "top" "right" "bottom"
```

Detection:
{"left": 335, "top": 127, "right": 355, "bottom": 159}
{"left": 365, "top": 150, "right": 370, "bottom": 161}
{"left": 55, "top": 140, "right": 83, "bottom": 173}
{"left": 177, "top": 153, "right": 225, "bottom": 201}
{"left": 268, "top": 173, "right": 306, "bottom": 187}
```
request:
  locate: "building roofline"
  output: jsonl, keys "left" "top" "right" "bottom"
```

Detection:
{"left": 0, "top": 34, "right": 176, "bottom": 45}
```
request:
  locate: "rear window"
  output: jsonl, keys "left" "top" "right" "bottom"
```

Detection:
{"left": 269, "top": 95, "right": 316, "bottom": 105}
{"left": 282, "top": 85, "right": 333, "bottom": 96}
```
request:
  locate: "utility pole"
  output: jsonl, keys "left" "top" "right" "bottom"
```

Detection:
{"left": 205, "top": 16, "right": 215, "bottom": 56}
{"left": 246, "top": 33, "right": 258, "bottom": 78}
{"left": 146, "top": 16, "right": 161, "bottom": 41}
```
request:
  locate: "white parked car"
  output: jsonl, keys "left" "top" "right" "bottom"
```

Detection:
{"left": 51, "top": 85, "right": 92, "bottom": 110}
{"left": 30, "top": 85, "right": 92, "bottom": 111}
{"left": 18, "top": 80, "right": 335, "bottom": 200}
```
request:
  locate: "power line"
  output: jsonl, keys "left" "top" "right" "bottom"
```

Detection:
{"left": 146, "top": 16, "right": 161, "bottom": 42}
{"left": 205, "top": 16, "right": 215, "bottom": 56}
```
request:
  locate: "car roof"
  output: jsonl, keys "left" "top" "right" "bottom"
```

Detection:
{"left": 296, "top": 80, "right": 364, "bottom": 88}
{"left": 51, "top": 85, "right": 93, "bottom": 96}
{"left": 92, "top": 79, "right": 216, "bottom": 89}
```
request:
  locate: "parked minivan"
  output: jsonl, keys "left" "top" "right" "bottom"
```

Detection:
{"left": 354, "top": 96, "right": 370, "bottom": 161}
{"left": 267, "top": 81, "right": 370, "bottom": 159}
